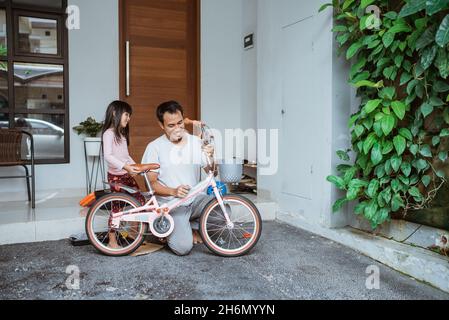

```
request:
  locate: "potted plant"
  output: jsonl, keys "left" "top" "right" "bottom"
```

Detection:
{"left": 73, "top": 117, "right": 103, "bottom": 157}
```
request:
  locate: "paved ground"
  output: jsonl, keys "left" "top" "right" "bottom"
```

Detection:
{"left": 0, "top": 221, "right": 448, "bottom": 300}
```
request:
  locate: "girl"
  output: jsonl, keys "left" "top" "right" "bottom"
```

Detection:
{"left": 102, "top": 100, "right": 145, "bottom": 249}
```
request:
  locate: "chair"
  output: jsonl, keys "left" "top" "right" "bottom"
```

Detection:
{"left": 0, "top": 129, "right": 35, "bottom": 208}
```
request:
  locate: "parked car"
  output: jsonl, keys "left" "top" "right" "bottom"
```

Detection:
{"left": 0, "top": 117, "right": 64, "bottom": 159}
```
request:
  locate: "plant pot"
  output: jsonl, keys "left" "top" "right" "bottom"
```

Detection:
{"left": 84, "top": 137, "right": 102, "bottom": 157}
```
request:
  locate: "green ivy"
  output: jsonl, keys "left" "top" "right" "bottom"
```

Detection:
{"left": 320, "top": 0, "right": 449, "bottom": 229}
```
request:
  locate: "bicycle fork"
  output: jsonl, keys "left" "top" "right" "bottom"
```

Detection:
{"left": 210, "top": 179, "right": 234, "bottom": 229}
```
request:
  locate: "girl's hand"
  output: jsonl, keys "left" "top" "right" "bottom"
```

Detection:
{"left": 124, "top": 164, "right": 140, "bottom": 176}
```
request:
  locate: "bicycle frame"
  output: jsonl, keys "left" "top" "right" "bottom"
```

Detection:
{"left": 110, "top": 169, "right": 233, "bottom": 238}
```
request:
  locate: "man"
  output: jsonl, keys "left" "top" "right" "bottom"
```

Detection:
{"left": 142, "top": 101, "right": 215, "bottom": 256}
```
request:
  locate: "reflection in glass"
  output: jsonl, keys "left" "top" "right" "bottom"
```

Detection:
{"left": 0, "top": 10, "right": 6, "bottom": 56}
{"left": 18, "top": 16, "right": 58, "bottom": 55}
{"left": 14, "top": 63, "right": 64, "bottom": 110}
{"left": 14, "top": 113, "right": 64, "bottom": 159}
{"left": 0, "top": 112, "right": 8, "bottom": 128}
{"left": 0, "top": 63, "right": 7, "bottom": 109}
{"left": 13, "top": 0, "right": 63, "bottom": 9}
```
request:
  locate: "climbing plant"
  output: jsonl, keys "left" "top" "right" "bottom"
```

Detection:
{"left": 321, "top": 0, "right": 449, "bottom": 229}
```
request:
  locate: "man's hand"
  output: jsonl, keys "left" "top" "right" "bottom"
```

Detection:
{"left": 202, "top": 144, "right": 215, "bottom": 158}
{"left": 173, "top": 185, "right": 191, "bottom": 198}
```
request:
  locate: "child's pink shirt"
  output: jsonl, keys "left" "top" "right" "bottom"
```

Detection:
{"left": 103, "top": 129, "right": 135, "bottom": 175}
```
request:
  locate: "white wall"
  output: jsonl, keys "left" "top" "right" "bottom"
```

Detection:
{"left": 201, "top": 0, "right": 258, "bottom": 163}
{"left": 0, "top": 0, "right": 119, "bottom": 201}
{"left": 256, "top": 0, "right": 351, "bottom": 228}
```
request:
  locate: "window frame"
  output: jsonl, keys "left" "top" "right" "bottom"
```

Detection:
{"left": 0, "top": 0, "right": 69, "bottom": 165}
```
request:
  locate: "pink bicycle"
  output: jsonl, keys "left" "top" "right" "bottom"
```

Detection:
{"left": 85, "top": 126, "right": 262, "bottom": 257}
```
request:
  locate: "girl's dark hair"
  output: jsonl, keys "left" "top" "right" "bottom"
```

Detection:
{"left": 102, "top": 100, "right": 133, "bottom": 146}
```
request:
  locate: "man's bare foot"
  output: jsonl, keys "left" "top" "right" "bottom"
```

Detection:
{"left": 193, "top": 230, "right": 203, "bottom": 245}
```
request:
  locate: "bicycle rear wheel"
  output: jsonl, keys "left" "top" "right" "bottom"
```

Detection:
{"left": 199, "top": 194, "right": 262, "bottom": 257}
{"left": 85, "top": 193, "right": 148, "bottom": 257}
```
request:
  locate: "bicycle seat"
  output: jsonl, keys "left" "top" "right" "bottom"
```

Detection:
{"left": 133, "top": 163, "right": 160, "bottom": 174}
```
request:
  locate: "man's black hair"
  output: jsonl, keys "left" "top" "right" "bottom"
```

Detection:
{"left": 156, "top": 101, "right": 184, "bottom": 123}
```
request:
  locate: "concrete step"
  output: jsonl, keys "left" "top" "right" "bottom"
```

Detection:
{"left": 0, "top": 194, "right": 276, "bottom": 245}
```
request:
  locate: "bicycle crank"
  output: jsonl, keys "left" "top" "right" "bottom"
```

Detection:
{"left": 149, "top": 214, "right": 175, "bottom": 238}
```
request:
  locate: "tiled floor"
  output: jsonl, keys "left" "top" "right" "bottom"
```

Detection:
{"left": 0, "top": 193, "right": 276, "bottom": 245}
{"left": 0, "top": 197, "right": 87, "bottom": 245}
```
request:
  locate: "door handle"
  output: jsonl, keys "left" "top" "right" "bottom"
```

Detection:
{"left": 126, "top": 40, "right": 130, "bottom": 97}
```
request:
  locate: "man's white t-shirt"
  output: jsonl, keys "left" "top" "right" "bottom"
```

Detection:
{"left": 142, "top": 133, "right": 207, "bottom": 206}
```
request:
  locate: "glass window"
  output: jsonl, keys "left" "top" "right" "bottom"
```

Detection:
{"left": 0, "top": 10, "right": 6, "bottom": 56}
{"left": 12, "top": 0, "right": 62, "bottom": 9}
{"left": 0, "top": 62, "right": 7, "bottom": 109}
{"left": 0, "top": 112, "right": 8, "bottom": 128}
{"left": 18, "top": 16, "right": 58, "bottom": 55}
{"left": 14, "top": 113, "right": 64, "bottom": 159}
{"left": 14, "top": 62, "right": 64, "bottom": 111}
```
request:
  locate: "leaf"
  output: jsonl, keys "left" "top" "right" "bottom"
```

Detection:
{"left": 342, "top": 0, "right": 356, "bottom": 10}
{"left": 439, "top": 151, "right": 448, "bottom": 162}
{"left": 391, "top": 193, "right": 405, "bottom": 212}
{"left": 434, "top": 81, "right": 449, "bottom": 92}
{"left": 363, "top": 133, "right": 377, "bottom": 154}
{"left": 421, "top": 45, "right": 438, "bottom": 69}
{"left": 391, "top": 155, "right": 403, "bottom": 172}
{"left": 337, "top": 150, "right": 350, "bottom": 161}
{"left": 426, "top": 0, "right": 449, "bottom": 16}
{"left": 381, "top": 114, "right": 395, "bottom": 136}
{"left": 361, "top": 0, "right": 376, "bottom": 9}
{"left": 380, "top": 87, "right": 396, "bottom": 100}
{"left": 429, "top": 96, "right": 445, "bottom": 106}
{"left": 346, "top": 187, "right": 360, "bottom": 200}
{"left": 432, "top": 135, "right": 441, "bottom": 146}
{"left": 364, "top": 99, "right": 383, "bottom": 114}
{"left": 399, "top": 128, "right": 413, "bottom": 141}
{"left": 400, "top": 72, "right": 413, "bottom": 85}
{"left": 349, "top": 179, "right": 369, "bottom": 189}
{"left": 399, "top": 0, "right": 426, "bottom": 17}
{"left": 441, "top": 128, "right": 449, "bottom": 136}
{"left": 435, "top": 48, "right": 449, "bottom": 79}
{"left": 391, "top": 101, "right": 406, "bottom": 120}
{"left": 382, "top": 140, "right": 394, "bottom": 154}
{"left": 422, "top": 175, "right": 431, "bottom": 187}
{"left": 436, "top": 14, "right": 449, "bottom": 47}
{"left": 409, "top": 186, "right": 423, "bottom": 199}
{"left": 346, "top": 42, "right": 363, "bottom": 60}
{"left": 319, "top": 3, "right": 333, "bottom": 12}
{"left": 371, "top": 143, "right": 383, "bottom": 165}
{"left": 366, "top": 179, "right": 380, "bottom": 198}
{"left": 354, "top": 125, "right": 365, "bottom": 137}
{"left": 421, "top": 103, "right": 434, "bottom": 118}
{"left": 327, "top": 175, "right": 346, "bottom": 190}
{"left": 401, "top": 162, "right": 412, "bottom": 177}
{"left": 355, "top": 201, "right": 369, "bottom": 215}
{"left": 420, "top": 144, "right": 433, "bottom": 157}
{"left": 382, "top": 32, "right": 395, "bottom": 48}
{"left": 416, "top": 26, "right": 437, "bottom": 50}
{"left": 333, "top": 198, "right": 348, "bottom": 213}
{"left": 393, "top": 135, "right": 407, "bottom": 155}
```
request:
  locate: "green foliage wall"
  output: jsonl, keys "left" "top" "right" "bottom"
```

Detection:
{"left": 321, "top": 0, "right": 449, "bottom": 229}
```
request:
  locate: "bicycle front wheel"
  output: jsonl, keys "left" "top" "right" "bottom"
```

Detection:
{"left": 85, "top": 193, "right": 148, "bottom": 257}
{"left": 199, "top": 194, "right": 262, "bottom": 257}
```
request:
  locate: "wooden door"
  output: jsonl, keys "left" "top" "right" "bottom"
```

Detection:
{"left": 119, "top": 0, "right": 200, "bottom": 167}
